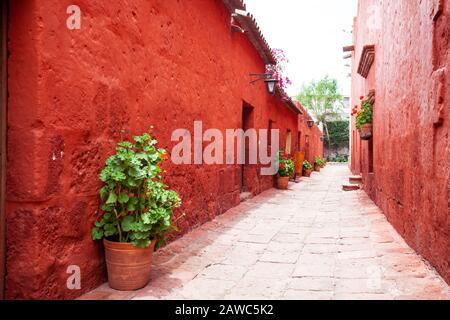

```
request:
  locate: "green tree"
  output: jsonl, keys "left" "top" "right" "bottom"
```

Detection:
{"left": 326, "top": 120, "right": 349, "bottom": 149}
{"left": 295, "top": 76, "right": 344, "bottom": 143}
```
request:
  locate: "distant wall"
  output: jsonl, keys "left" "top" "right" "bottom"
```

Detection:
{"left": 297, "top": 108, "right": 324, "bottom": 164}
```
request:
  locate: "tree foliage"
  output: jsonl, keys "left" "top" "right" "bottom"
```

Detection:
{"left": 295, "top": 76, "right": 345, "bottom": 143}
{"left": 325, "top": 120, "right": 349, "bottom": 149}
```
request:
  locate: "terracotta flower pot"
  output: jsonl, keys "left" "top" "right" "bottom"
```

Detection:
{"left": 104, "top": 239, "right": 156, "bottom": 291}
{"left": 277, "top": 176, "right": 289, "bottom": 190}
{"left": 359, "top": 123, "right": 373, "bottom": 140}
{"left": 314, "top": 164, "right": 321, "bottom": 172}
{"left": 303, "top": 169, "right": 312, "bottom": 177}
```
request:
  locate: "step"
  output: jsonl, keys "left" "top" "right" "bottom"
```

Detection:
{"left": 349, "top": 175, "right": 363, "bottom": 184}
{"left": 240, "top": 192, "right": 253, "bottom": 202}
{"left": 342, "top": 183, "right": 360, "bottom": 191}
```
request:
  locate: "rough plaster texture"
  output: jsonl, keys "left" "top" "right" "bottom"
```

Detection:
{"left": 5, "top": 0, "right": 323, "bottom": 299}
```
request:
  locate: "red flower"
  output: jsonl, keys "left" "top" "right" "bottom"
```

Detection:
{"left": 359, "top": 96, "right": 364, "bottom": 100}
{"left": 280, "top": 163, "right": 285, "bottom": 169}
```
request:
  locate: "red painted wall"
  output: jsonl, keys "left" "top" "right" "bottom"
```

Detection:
{"left": 350, "top": 0, "right": 449, "bottom": 283}
{"left": 297, "top": 103, "right": 324, "bottom": 165}
{"left": 5, "top": 0, "right": 321, "bottom": 299}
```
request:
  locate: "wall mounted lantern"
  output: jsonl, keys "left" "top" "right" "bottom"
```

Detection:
{"left": 307, "top": 120, "right": 315, "bottom": 128}
{"left": 250, "top": 73, "right": 279, "bottom": 95}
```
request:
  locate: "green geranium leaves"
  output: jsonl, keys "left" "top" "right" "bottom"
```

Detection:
{"left": 118, "top": 192, "right": 129, "bottom": 204}
{"left": 278, "top": 151, "right": 295, "bottom": 177}
{"left": 303, "top": 160, "right": 313, "bottom": 171}
{"left": 106, "top": 192, "right": 117, "bottom": 204}
{"left": 355, "top": 99, "right": 373, "bottom": 129}
{"left": 92, "top": 227, "right": 103, "bottom": 240}
{"left": 91, "top": 132, "right": 182, "bottom": 249}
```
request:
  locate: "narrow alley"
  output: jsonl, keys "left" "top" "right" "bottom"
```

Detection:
{"left": 1, "top": 0, "right": 449, "bottom": 305}
{"left": 81, "top": 165, "right": 450, "bottom": 300}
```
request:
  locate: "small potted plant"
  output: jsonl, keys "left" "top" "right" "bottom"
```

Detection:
{"left": 353, "top": 96, "right": 373, "bottom": 140}
{"left": 302, "top": 160, "right": 313, "bottom": 177}
{"left": 320, "top": 157, "right": 326, "bottom": 168}
{"left": 92, "top": 132, "right": 181, "bottom": 291}
{"left": 314, "top": 156, "right": 322, "bottom": 172}
{"left": 277, "top": 152, "right": 294, "bottom": 190}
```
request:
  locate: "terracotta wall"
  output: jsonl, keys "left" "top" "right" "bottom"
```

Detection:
{"left": 297, "top": 104, "right": 324, "bottom": 165}
{"left": 5, "top": 0, "right": 321, "bottom": 299}
{"left": 350, "top": 0, "right": 449, "bottom": 283}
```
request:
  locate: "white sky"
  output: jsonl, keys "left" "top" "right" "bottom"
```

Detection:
{"left": 245, "top": 0, "right": 357, "bottom": 97}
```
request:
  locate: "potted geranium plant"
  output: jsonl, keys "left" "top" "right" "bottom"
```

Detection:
{"left": 353, "top": 96, "right": 373, "bottom": 140}
{"left": 92, "top": 132, "right": 181, "bottom": 291}
{"left": 319, "top": 157, "right": 326, "bottom": 168}
{"left": 303, "top": 160, "right": 313, "bottom": 177}
{"left": 314, "top": 156, "right": 322, "bottom": 172}
{"left": 277, "top": 151, "right": 294, "bottom": 190}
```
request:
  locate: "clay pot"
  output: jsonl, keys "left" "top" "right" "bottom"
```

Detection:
{"left": 314, "top": 164, "right": 321, "bottom": 172}
{"left": 104, "top": 239, "right": 156, "bottom": 291}
{"left": 303, "top": 169, "right": 312, "bottom": 177}
{"left": 359, "top": 123, "right": 373, "bottom": 140}
{"left": 277, "top": 176, "right": 290, "bottom": 190}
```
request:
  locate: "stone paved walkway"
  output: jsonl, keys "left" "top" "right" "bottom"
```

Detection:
{"left": 81, "top": 165, "right": 450, "bottom": 300}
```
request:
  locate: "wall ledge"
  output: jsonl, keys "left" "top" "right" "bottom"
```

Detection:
{"left": 357, "top": 45, "right": 375, "bottom": 78}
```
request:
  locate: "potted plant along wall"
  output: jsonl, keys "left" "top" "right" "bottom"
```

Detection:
{"left": 303, "top": 160, "right": 313, "bottom": 177}
{"left": 92, "top": 133, "right": 181, "bottom": 291}
{"left": 317, "top": 157, "right": 326, "bottom": 168}
{"left": 277, "top": 151, "right": 294, "bottom": 190}
{"left": 353, "top": 96, "right": 373, "bottom": 140}
{"left": 314, "top": 156, "right": 323, "bottom": 172}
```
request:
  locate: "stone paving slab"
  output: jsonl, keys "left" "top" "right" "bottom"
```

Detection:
{"left": 80, "top": 166, "right": 450, "bottom": 300}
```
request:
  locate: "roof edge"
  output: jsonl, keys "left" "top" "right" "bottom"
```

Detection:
{"left": 222, "top": 0, "right": 277, "bottom": 65}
